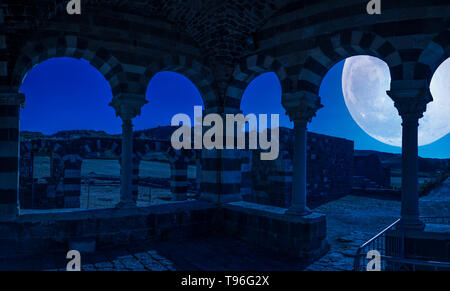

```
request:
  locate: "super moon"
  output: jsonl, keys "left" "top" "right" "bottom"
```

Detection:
{"left": 342, "top": 55, "right": 450, "bottom": 147}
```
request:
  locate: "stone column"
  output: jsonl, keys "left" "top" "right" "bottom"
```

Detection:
{"left": 120, "top": 118, "right": 134, "bottom": 207}
{"left": 199, "top": 108, "right": 243, "bottom": 204}
{"left": 111, "top": 96, "right": 147, "bottom": 208}
{"left": 388, "top": 87, "right": 432, "bottom": 231}
{"left": 0, "top": 93, "right": 24, "bottom": 219}
{"left": 285, "top": 98, "right": 323, "bottom": 216}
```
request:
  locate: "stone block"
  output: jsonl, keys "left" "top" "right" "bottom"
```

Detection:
{"left": 221, "top": 201, "right": 329, "bottom": 262}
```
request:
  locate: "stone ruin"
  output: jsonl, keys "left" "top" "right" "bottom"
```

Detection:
{"left": 0, "top": 0, "right": 448, "bottom": 270}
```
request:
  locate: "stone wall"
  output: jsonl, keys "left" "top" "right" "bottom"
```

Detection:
{"left": 247, "top": 129, "right": 354, "bottom": 208}
{"left": 221, "top": 201, "right": 329, "bottom": 261}
{"left": 0, "top": 201, "right": 216, "bottom": 257}
{"left": 354, "top": 154, "right": 391, "bottom": 188}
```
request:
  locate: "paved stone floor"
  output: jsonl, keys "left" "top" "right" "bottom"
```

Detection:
{"left": 0, "top": 236, "right": 309, "bottom": 271}
{"left": 306, "top": 178, "right": 450, "bottom": 271}
{"left": 4, "top": 179, "right": 448, "bottom": 271}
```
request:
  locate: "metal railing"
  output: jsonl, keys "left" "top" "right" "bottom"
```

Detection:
{"left": 354, "top": 217, "right": 450, "bottom": 271}
{"left": 353, "top": 219, "right": 401, "bottom": 271}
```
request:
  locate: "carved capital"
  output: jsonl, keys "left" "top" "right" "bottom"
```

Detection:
{"left": 387, "top": 87, "right": 432, "bottom": 120}
{"left": 110, "top": 94, "right": 148, "bottom": 121}
{"left": 285, "top": 95, "right": 323, "bottom": 124}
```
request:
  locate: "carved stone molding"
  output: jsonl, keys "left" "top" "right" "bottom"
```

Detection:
{"left": 387, "top": 87, "right": 432, "bottom": 119}
{"left": 110, "top": 94, "right": 148, "bottom": 121}
{"left": 285, "top": 95, "right": 323, "bottom": 124}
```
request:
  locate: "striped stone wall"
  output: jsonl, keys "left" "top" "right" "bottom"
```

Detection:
{"left": 62, "top": 155, "right": 83, "bottom": 208}
{"left": 132, "top": 155, "right": 140, "bottom": 203}
{"left": 170, "top": 157, "right": 189, "bottom": 201}
{"left": 0, "top": 93, "right": 23, "bottom": 218}
{"left": 240, "top": 150, "right": 254, "bottom": 201}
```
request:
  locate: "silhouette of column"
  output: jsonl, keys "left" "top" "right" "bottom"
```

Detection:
{"left": 0, "top": 93, "right": 24, "bottom": 219}
{"left": 121, "top": 118, "right": 134, "bottom": 206}
{"left": 111, "top": 96, "right": 147, "bottom": 208}
{"left": 285, "top": 97, "right": 323, "bottom": 216}
{"left": 388, "top": 87, "right": 432, "bottom": 231}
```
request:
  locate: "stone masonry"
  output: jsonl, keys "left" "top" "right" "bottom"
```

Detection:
{"left": 0, "top": 0, "right": 448, "bottom": 267}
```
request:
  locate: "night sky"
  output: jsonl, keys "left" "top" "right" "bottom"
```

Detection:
{"left": 19, "top": 57, "right": 449, "bottom": 158}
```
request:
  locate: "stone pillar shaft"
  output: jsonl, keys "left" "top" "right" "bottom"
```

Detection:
{"left": 0, "top": 93, "right": 24, "bottom": 220}
{"left": 399, "top": 114, "right": 424, "bottom": 230}
{"left": 387, "top": 86, "right": 431, "bottom": 231}
{"left": 111, "top": 95, "right": 147, "bottom": 208}
{"left": 284, "top": 96, "right": 323, "bottom": 216}
{"left": 119, "top": 119, "right": 134, "bottom": 207}
{"left": 286, "top": 120, "right": 311, "bottom": 216}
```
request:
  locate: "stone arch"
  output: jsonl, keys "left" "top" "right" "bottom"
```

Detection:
{"left": 418, "top": 30, "right": 450, "bottom": 82}
{"left": 11, "top": 34, "right": 125, "bottom": 96}
{"left": 227, "top": 54, "right": 288, "bottom": 109}
{"left": 139, "top": 54, "right": 215, "bottom": 106}
{"left": 296, "top": 30, "right": 401, "bottom": 98}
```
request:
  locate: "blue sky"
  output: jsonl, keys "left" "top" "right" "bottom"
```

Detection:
{"left": 19, "top": 57, "right": 449, "bottom": 158}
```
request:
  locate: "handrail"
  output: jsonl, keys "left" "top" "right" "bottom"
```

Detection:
{"left": 353, "top": 218, "right": 400, "bottom": 271}
{"left": 358, "top": 219, "right": 401, "bottom": 250}
{"left": 354, "top": 217, "right": 450, "bottom": 271}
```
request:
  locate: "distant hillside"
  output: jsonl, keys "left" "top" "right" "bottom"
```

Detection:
{"left": 135, "top": 126, "right": 177, "bottom": 140}
{"left": 20, "top": 128, "right": 449, "bottom": 174}
{"left": 20, "top": 130, "right": 117, "bottom": 140}
{"left": 355, "top": 150, "right": 450, "bottom": 173}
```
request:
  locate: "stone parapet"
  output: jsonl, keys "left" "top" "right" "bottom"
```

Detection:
{"left": 0, "top": 201, "right": 216, "bottom": 258}
{"left": 220, "top": 201, "right": 329, "bottom": 262}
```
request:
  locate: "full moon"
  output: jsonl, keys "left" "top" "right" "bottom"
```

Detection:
{"left": 342, "top": 55, "right": 450, "bottom": 147}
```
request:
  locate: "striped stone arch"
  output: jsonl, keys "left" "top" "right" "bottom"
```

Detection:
{"left": 11, "top": 34, "right": 125, "bottom": 96}
{"left": 296, "top": 30, "right": 402, "bottom": 97}
{"left": 418, "top": 30, "right": 450, "bottom": 82}
{"left": 139, "top": 54, "right": 215, "bottom": 106}
{"left": 227, "top": 54, "right": 288, "bottom": 110}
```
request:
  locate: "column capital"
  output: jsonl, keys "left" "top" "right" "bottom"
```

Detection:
{"left": 0, "top": 93, "right": 25, "bottom": 107}
{"left": 110, "top": 94, "right": 148, "bottom": 121}
{"left": 285, "top": 96, "right": 323, "bottom": 124}
{"left": 387, "top": 87, "right": 432, "bottom": 120}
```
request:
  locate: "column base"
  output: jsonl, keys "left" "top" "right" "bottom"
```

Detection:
{"left": 285, "top": 205, "right": 312, "bottom": 217}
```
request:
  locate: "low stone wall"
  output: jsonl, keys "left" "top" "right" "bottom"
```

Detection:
{"left": 249, "top": 131, "right": 354, "bottom": 208}
{"left": 220, "top": 201, "right": 329, "bottom": 261}
{"left": 354, "top": 154, "right": 391, "bottom": 188}
{"left": 386, "top": 224, "right": 450, "bottom": 270}
{"left": 0, "top": 201, "right": 216, "bottom": 258}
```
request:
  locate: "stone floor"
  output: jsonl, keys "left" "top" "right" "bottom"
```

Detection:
{"left": 5, "top": 179, "right": 449, "bottom": 271}
{"left": 306, "top": 178, "right": 450, "bottom": 271}
{"left": 1, "top": 236, "right": 309, "bottom": 271}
